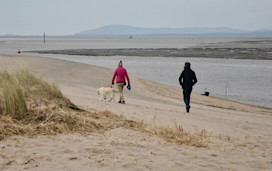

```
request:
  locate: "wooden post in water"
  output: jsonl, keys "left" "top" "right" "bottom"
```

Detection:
{"left": 43, "top": 33, "right": 45, "bottom": 43}
{"left": 225, "top": 79, "right": 229, "bottom": 98}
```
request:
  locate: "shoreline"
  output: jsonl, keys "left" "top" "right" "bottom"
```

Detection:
{"left": 0, "top": 54, "right": 270, "bottom": 114}
{"left": 3, "top": 52, "right": 271, "bottom": 109}
{"left": 23, "top": 52, "right": 272, "bottom": 109}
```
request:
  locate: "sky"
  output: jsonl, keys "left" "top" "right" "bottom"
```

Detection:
{"left": 0, "top": 0, "right": 272, "bottom": 35}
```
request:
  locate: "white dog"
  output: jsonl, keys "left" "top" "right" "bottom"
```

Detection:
{"left": 97, "top": 87, "right": 119, "bottom": 102}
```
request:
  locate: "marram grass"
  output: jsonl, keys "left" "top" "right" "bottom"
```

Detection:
{"left": 0, "top": 69, "right": 63, "bottom": 119}
{"left": 0, "top": 71, "right": 27, "bottom": 119}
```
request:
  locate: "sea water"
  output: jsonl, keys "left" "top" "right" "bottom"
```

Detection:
{"left": 0, "top": 37, "right": 271, "bottom": 108}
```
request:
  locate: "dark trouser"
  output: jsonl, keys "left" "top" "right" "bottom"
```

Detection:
{"left": 183, "top": 89, "right": 192, "bottom": 109}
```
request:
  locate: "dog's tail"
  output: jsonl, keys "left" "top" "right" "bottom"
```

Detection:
{"left": 97, "top": 89, "right": 100, "bottom": 95}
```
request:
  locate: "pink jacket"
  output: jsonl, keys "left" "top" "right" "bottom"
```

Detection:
{"left": 112, "top": 66, "right": 130, "bottom": 84}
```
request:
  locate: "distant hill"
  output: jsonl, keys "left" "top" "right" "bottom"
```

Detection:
{"left": 74, "top": 25, "right": 272, "bottom": 37}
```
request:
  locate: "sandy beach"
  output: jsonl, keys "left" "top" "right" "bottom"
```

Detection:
{"left": 0, "top": 54, "right": 272, "bottom": 170}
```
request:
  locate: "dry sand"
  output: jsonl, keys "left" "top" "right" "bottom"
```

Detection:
{"left": 0, "top": 54, "right": 272, "bottom": 170}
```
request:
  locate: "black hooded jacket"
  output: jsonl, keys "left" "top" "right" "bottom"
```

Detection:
{"left": 179, "top": 68, "right": 197, "bottom": 90}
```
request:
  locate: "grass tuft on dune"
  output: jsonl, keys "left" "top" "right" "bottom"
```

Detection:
{"left": 0, "top": 70, "right": 209, "bottom": 148}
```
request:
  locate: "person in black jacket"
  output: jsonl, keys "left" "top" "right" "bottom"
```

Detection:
{"left": 179, "top": 62, "right": 197, "bottom": 113}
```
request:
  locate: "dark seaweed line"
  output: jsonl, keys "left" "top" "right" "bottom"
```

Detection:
{"left": 29, "top": 48, "right": 272, "bottom": 60}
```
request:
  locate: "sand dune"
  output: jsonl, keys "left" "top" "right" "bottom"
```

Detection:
{"left": 0, "top": 54, "right": 272, "bottom": 170}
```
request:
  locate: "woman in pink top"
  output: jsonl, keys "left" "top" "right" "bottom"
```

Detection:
{"left": 111, "top": 60, "right": 130, "bottom": 104}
